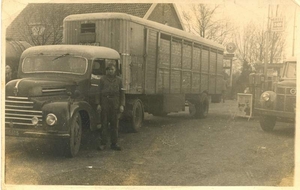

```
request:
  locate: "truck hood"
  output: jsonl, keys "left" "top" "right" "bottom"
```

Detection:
{"left": 5, "top": 78, "right": 77, "bottom": 97}
{"left": 277, "top": 80, "right": 296, "bottom": 88}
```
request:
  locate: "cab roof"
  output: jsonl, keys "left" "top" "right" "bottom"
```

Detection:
{"left": 21, "top": 45, "right": 120, "bottom": 59}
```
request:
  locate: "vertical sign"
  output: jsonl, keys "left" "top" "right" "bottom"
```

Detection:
{"left": 271, "top": 17, "right": 284, "bottom": 32}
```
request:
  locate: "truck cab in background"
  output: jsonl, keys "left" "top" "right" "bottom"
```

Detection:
{"left": 251, "top": 57, "right": 297, "bottom": 131}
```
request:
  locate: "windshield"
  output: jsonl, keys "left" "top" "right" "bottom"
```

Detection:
{"left": 284, "top": 62, "right": 296, "bottom": 78}
{"left": 22, "top": 55, "right": 88, "bottom": 75}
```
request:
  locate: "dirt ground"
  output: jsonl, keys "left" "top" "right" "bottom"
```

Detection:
{"left": 4, "top": 100, "right": 295, "bottom": 187}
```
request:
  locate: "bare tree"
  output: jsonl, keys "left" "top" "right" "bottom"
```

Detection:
{"left": 18, "top": 4, "right": 67, "bottom": 45}
{"left": 234, "top": 21, "right": 286, "bottom": 66}
{"left": 182, "top": 4, "right": 234, "bottom": 44}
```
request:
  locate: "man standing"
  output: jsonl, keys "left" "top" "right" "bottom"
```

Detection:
{"left": 96, "top": 64, "right": 125, "bottom": 151}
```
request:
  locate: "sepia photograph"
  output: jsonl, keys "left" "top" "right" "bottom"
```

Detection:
{"left": 2, "top": 0, "right": 299, "bottom": 189}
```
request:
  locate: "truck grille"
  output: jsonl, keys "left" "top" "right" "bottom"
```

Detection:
{"left": 5, "top": 96, "right": 43, "bottom": 127}
{"left": 275, "top": 87, "right": 296, "bottom": 112}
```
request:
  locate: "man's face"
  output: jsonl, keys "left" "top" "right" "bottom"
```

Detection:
{"left": 106, "top": 66, "right": 116, "bottom": 76}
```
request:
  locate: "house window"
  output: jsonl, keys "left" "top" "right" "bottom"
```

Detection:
{"left": 81, "top": 23, "right": 95, "bottom": 33}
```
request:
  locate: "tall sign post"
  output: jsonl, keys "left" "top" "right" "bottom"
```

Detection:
{"left": 224, "top": 42, "right": 236, "bottom": 99}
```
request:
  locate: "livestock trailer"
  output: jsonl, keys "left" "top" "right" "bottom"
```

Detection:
{"left": 63, "top": 13, "right": 225, "bottom": 130}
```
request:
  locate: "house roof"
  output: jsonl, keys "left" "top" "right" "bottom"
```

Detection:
{"left": 6, "top": 3, "right": 185, "bottom": 42}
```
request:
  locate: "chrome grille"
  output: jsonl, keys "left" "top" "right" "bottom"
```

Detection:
{"left": 5, "top": 96, "right": 42, "bottom": 127}
{"left": 42, "top": 88, "right": 66, "bottom": 96}
{"left": 275, "top": 87, "right": 296, "bottom": 113}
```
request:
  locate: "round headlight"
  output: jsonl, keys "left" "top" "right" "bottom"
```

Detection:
{"left": 31, "top": 116, "right": 39, "bottom": 125}
{"left": 261, "top": 92, "right": 270, "bottom": 101}
{"left": 46, "top": 113, "right": 57, "bottom": 126}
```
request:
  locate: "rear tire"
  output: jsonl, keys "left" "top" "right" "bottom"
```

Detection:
{"left": 189, "top": 94, "right": 209, "bottom": 119}
{"left": 65, "top": 111, "right": 82, "bottom": 157}
{"left": 123, "top": 99, "right": 144, "bottom": 133}
{"left": 260, "top": 115, "right": 276, "bottom": 132}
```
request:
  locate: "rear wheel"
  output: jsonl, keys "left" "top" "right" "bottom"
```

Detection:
{"left": 189, "top": 94, "right": 209, "bottom": 119}
{"left": 196, "top": 99, "right": 209, "bottom": 119}
{"left": 123, "top": 99, "right": 144, "bottom": 133}
{"left": 65, "top": 111, "right": 82, "bottom": 157}
{"left": 260, "top": 115, "right": 276, "bottom": 132}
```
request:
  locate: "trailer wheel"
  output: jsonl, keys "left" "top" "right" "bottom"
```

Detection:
{"left": 259, "top": 115, "right": 276, "bottom": 132}
{"left": 65, "top": 111, "right": 82, "bottom": 157}
{"left": 196, "top": 94, "right": 209, "bottom": 118}
{"left": 123, "top": 99, "right": 144, "bottom": 133}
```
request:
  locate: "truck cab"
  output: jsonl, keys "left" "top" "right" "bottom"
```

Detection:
{"left": 5, "top": 45, "right": 121, "bottom": 157}
{"left": 253, "top": 57, "right": 296, "bottom": 131}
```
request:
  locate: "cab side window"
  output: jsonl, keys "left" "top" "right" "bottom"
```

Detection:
{"left": 92, "top": 59, "right": 106, "bottom": 76}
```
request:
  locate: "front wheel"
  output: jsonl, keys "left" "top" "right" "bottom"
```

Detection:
{"left": 259, "top": 115, "right": 276, "bottom": 132}
{"left": 65, "top": 111, "right": 82, "bottom": 157}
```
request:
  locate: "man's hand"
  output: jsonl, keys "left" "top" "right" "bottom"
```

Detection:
{"left": 97, "top": 105, "right": 101, "bottom": 112}
{"left": 119, "top": 105, "right": 124, "bottom": 113}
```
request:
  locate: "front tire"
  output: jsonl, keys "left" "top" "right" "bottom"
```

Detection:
{"left": 259, "top": 115, "right": 276, "bottom": 132}
{"left": 65, "top": 111, "right": 82, "bottom": 157}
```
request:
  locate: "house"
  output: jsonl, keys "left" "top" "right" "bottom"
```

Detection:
{"left": 6, "top": 3, "right": 184, "bottom": 45}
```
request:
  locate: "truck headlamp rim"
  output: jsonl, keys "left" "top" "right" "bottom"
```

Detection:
{"left": 46, "top": 113, "right": 57, "bottom": 126}
{"left": 262, "top": 92, "right": 270, "bottom": 101}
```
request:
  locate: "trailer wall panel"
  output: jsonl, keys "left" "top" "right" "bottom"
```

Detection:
{"left": 171, "top": 40, "right": 181, "bottom": 68}
{"left": 182, "top": 71, "right": 191, "bottom": 93}
{"left": 183, "top": 43, "right": 192, "bottom": 70}
{"left": 192, "top": 47, "right": 201, "bottom": 71}
{"left": 145, "top": 30, "right": 158, "bottom": 94}
{"left": 216, "top": 53, "right": 224, "bottom": 94}
{"left": 171, "top": 70, "right": 181, "bottom": 93}
{"left": 209, "top": 51, "right": 217, "bottom": 94}
{"left": 158, "top": 68, "right": 170, "bottom": 93}
{"left": 192, "top": 73, "right": 200, "bottom": 93}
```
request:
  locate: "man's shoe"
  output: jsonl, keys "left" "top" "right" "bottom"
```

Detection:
{"left": 110, "top": 144, "right": 122, "bottom": 151}
{"left": 97, "top": 144, "right": 106, "bottom": 151}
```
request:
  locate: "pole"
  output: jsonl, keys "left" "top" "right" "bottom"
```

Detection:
{"left": 292, "top": 6, "right": 297, "bottom": 56}
{"left": 264, "top": 5, "right": 270, "bottom": 90}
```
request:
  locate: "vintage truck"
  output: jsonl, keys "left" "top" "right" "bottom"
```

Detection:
{"left": 251, "top": 57, "right": 297, "bottom": 131}
{"left": 5, "top": 45, "right": 122, "bottom": 157}
{"left": 5, "top": 13, "right": 224, "bottom": 157}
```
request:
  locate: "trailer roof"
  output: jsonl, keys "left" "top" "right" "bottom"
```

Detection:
{"left": 21, "top": 45, "right": 120, "bottom": 59}
{"left": 64, "top": 13, "right": 224, "bottom": 51}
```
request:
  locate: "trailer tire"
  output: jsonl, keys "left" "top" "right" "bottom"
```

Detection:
{"left": 197, "top": 96, "right": 209, "bottom": 118}
{"left": 123, "top": 99, "right": 144, "bottom": 133}
{"left": 64, "top": 111, "right": 82, "bottom": 157}
{"left": 259, "top": 115, "right": 276, "bottom": 132}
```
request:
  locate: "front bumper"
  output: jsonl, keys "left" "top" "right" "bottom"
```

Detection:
{"left": 5, "top": 127, "right": 70, "bottom": 139}
{"left": 255, "top": 108, "right": 295, "bottom": 119}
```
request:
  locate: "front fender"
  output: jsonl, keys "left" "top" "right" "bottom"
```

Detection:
{"left": 70, "top": 101, "right": 98, "bottom": 131}
{"left": 42, "top": 102, "right": 70, "bottom": 132}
